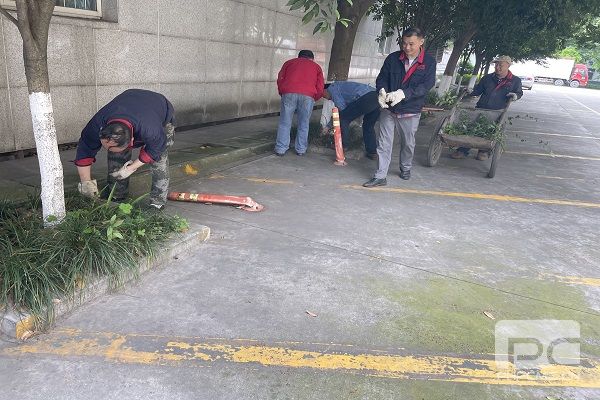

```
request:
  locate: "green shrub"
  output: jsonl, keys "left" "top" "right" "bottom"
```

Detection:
{"left": 586, "top": 81, "right": 600, "bottom": 90}
{"left": 0, "top": 192, "right": 188, "bottom": 325}
{"left": 426, "top": 90, "right": 459, "bottom": 109}
{"left": 458, "top": 61, "right": 474, "bottom": 76}
{"left": 460, "top": 74, "right": 473, "bottom": 83}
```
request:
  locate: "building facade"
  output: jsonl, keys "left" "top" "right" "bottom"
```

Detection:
{"left": 0, "top": 0, "right": 392, "bottom": 153}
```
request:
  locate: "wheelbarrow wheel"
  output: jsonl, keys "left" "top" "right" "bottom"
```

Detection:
{"left": 426, "top": 116, "right": 448, "bottom": 167}
{"left": 487, "top": 141, "right": 503, "bottom": 178}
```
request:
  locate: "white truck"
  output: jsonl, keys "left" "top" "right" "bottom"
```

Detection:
{"left": 510, "top": 58, "right": 588, "bottom": 88}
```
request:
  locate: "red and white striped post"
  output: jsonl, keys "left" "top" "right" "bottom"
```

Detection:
{"left": 331, "top": 107, "right": 347, "bottom": 166}
{"left": 167, "top": 192, "right": 264, "bottom": 212}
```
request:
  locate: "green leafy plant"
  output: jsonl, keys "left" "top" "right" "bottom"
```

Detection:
{"left": 0, "top": 192, "right": 189, "bottom": 328}
{"left": 286, "top": 0, "right": 353, "bottom": 33}
{"left": 426, "top": 90, "right": 459, "bottom": 109}
{"left": 105, "top": 214, "right": 124, "bottom": 241}
{"left": 444, "top": 112, "right": 504, "bottom": 146}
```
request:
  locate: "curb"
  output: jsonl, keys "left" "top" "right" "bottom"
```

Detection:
{"left": 95, "top": 141, "right": 276, "bottom": 196}
{"left": 0, "top": 223, "right": 211, "bottom": 340}
{"left": 169, "top": 142, "right": 274, "bottom": 184}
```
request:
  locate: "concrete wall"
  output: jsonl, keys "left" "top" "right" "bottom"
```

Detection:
{"left": 0, "top": 0, "right": 389, "bottom": 153}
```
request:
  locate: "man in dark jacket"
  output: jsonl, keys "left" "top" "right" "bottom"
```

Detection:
{"left": 74, "top": 89, "right": 175, "bottom": 209}
{"left": 322, "top": 81, "right": 379, "bottom": 159}
{"left": 451, "top": 55, "right": 522, "bottom": 160}
{"left": 275, "top": 49, "right": 324, "bottom": 156}
{"left": 363, "top": 27, "right": 436, "bottom": 187}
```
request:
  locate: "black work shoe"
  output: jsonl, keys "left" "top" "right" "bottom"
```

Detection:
{"left": 399, "top": 170, "right": 411, "bottom": 180}
{"left": 362, "top": 177, "right": 387, "bottom": 188}
{"left": 274, "top": 151, "right": 285, "bottom": 157}
{"left": 296, "top": 151, "right": 305, "bottom": 156}
{"left": 366, "top": 153, "right": 377, "bottom": 160}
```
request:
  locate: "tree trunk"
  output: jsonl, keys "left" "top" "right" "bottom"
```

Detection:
{"left": 26, "top": 64, "right": 65, "bottom": 227}
{"left": 472, "top": 52, "right": 483, "bottom": 75}
{"left": 468, "top": 51, "right": 483, "bottom": 90}
{"left": 3, "top": 0, "right": 65, "bottom": 226}
{"left": 483, "top": 59, "right": 491, "bottom": 75}
{"left": 320, "top": 0, "right": 375, "bottom": 128}
{"left": 438, "top": 23, "right": 477, "bottom": 94}
{"left": 326, "top": 0, "right": 376, "bottom": 81}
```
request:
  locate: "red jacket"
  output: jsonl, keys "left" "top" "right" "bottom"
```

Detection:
{"left": 277, "top": 57, "right": 324, "bottom": 101}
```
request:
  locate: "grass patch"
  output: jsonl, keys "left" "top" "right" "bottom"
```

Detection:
{"left": 0, "top": 192, "right": 189, "bottom": 328}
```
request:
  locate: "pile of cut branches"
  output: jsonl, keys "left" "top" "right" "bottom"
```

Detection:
{"left": 444, "top": 112, "right": 503, "bottom": 145}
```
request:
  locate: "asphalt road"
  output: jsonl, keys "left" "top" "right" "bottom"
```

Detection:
{"left": 1, "top": 84, "right": 600, "bottom": 400}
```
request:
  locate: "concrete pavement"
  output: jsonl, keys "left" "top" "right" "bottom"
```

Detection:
{"left": 1, "top": 85, "right": 600, "bottom": 399}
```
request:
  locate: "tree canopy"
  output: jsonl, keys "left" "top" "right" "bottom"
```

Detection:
{"left": 286, "top": 0, "right": 354, "bottom": 33}
{"left": 369, "top": 0, "right": 455, "bottom": 52}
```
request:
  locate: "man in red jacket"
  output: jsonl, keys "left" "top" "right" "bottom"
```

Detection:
{"left": 275, "top": 50, "right": 324, "bottom": 156}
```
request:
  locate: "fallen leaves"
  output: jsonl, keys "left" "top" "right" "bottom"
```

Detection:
{"left": 483, "top": 311, "right": 496, "bottom": 320}
{"left": 183, "top": 164, "right": 199, "bottom": 175}
{"left": 19, "top": 330, "right": 34, "bottom": 341}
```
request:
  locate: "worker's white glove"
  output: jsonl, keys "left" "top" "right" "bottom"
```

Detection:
{"left": 506, "top": 92, "right": 518, "bottom": 101}
{"left": 78, "top": 179, "right": 98, "bottom": 198}
{"left": 110, "top": 160, "right": 136, "bottom": 180}
{"left": 386, "top": 89, "right": 405, "bottom": 106}
{"left": 377, "top": 88, "right": 389, "bottom": 109}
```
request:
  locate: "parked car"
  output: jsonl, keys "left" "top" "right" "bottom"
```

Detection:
{"left": 519, "top": 75, "right": 534, "bottom": 90}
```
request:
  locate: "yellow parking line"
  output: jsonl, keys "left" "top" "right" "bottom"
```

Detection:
{"left": 3, "top": 329, "right": 599, "bottom": 388}
{"left": 550, "top": 275, "right": 600, "bottom": 288}
{"left": 504, "top": 151, "right": 600, "bottom": 161}
{"left": 244, "top": 177, "right": 295, "bottom": 185}
{"left": 342, "top": 185, "right": 600, "bottom": 209}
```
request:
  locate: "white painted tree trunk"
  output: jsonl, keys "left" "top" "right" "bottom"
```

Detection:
{"left": 29, "top": 92, "right": 65, "bottom": 226}
{"left": 467, "top": 75, "right": 478, "bottom": 91}
{"left": 437, "top": 75, "right": 453, "bottom": 95}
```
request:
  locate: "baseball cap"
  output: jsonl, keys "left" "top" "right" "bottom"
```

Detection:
{"left": 493, "top": 55, "right": 512, "bottom": 64}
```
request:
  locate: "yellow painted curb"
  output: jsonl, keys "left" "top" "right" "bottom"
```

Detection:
{"left": 4, "top": 328, "right": 600, "bottom": 388}
{"left": 15, "top": 315, "right": 36, "bottom": 340}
